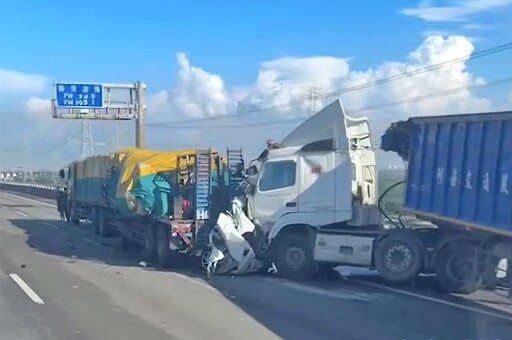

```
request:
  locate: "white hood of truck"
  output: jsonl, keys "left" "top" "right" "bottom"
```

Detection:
{"left": 280, "top": 99, "right": 349, "bottom": 151}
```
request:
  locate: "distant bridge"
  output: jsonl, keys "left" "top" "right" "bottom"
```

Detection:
{"left": 0, "top": 170, "right": 57, "bottom": 183}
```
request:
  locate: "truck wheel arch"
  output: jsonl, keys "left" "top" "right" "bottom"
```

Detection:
{"left": 269, "top": 224, "right": 315, "bottom": 253}
{"left": 373, "top": 229, "right": 425, "bottom": 282}
{"left": 269, "top": 224, "right": 317, "bottom": 280}
{"left": 429, "top": 233, "right": 479, "bottom": 269}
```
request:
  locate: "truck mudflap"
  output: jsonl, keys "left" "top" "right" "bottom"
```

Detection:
{"left": 206, "top": 200, "right": 265, "bottom": 276}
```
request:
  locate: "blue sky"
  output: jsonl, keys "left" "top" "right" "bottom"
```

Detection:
{"left": 1, "top": 0, "right": 512, "bottom": 168}
{"left": 1, "top": 0, "right": 510, "bottom": 89}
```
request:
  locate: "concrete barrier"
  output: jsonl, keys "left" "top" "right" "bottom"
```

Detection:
{"left": 0, "top": 181, "right": 60, "bottom": 199}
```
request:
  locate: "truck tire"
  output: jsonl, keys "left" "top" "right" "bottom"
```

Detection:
{"left": 273, "top": 234, "right": 316, "bottom": 280}
{"left": 434, "top": 243, "right": 480, "bottom": 294}
{"left": 156, "top": 225, "right": 174, "bottom": 268}
{"left": 143, "top": 226, "right": 157, "bottom": 262}
{"left": 97, "top": 209, "right": 110, "bottom": 238}
{"left": 120, "top": 234, "right": 132, "bottom": 250}
{"left": 92, "top": 208, "right": 100, "bottom": 235}
{"left": 374, "top": 231, "right": 423, "bottom": 283}
{"left": 70, "top": 205, "right": 80, "bottom": 226}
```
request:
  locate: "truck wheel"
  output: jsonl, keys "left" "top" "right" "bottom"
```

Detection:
{"left": 97, "top": 209, "right": 110, "bottom": 238}
{"left": 120, "top": 235, "right": 132, "bottom": 250}
{"left": 156, "top": 225, "right": 174, "bottom": 268}
{"left": 143, "top": 226, "right": 156, "bottom": 262}
{"left": 374, "top": 232, "right": 423, "bottom": 283}
{"left": 274, "top": 234, "right": 316, "bottom": 280}
{"left": 70, "top": 206, "right": 80, "bottom": 226}
{"left": 434, "top": 244, "right": 480, "bottom": 294}
{"left": 91, "top": 208, "right": 99, "bottom": 235}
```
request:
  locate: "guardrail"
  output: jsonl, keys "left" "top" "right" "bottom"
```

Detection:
{"left": 0, "top": 181, "right": 61, "bottom": 199}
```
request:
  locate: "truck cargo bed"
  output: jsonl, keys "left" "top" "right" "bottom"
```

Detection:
{"left": 381, "top": 111, "right": 512, "bottom": 237}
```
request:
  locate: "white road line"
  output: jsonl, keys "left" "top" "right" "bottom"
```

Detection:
{"left": 15, "top": 210, "right": 29, "bottom": 217}
{"left": 2, "top": 192, "right": 57, "bottom": 208}
{"left": 82, "top": 238, "right": 102, "bottom": 247}
{"left": 353, "top": 279, "right": 512, "bottom": 322}
{"left": 40, "top": 221, "right": 60, "bottom": 230}
{"left": 8, "top": 273, "right": 45, "bottom": 305}
{"left": 279, "top": 281, "right": 375, "bottom": 302}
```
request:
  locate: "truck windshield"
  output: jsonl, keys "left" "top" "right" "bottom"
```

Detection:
{"left": 259, "top": 160, "right": 296, "bottom": 191}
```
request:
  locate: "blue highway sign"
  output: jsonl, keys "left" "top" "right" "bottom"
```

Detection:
{"left": 55, "top": 83, "right": 104, "bottom": 108}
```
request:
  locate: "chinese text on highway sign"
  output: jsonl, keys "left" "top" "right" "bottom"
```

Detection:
{"left": 55, "top": 83, "right": 104, "bottom": 108}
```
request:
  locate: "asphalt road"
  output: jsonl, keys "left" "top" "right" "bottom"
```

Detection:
{"left": 0, "top": 191, "right": 511, "bottom": 340}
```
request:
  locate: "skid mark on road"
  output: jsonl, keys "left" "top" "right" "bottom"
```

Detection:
{"left": 8, "top": 273, "right": 45, "bottom": 305}
{"left": 278, "top": 281, "right": 376, "bottom": 302}
{"left": 2, "top": 192, "right": 57, "bottom": 208}
{"left": 82, "top": 238, "right": 102, "bottom": 247}
{"left": 171, "top": 272, "right": 218, "bottom": 292}
{"left": 353, "top": 279, "right": 512, "bottom": 321}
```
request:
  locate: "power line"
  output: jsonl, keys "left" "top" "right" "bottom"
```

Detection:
{"left": 146, "top": 76, "right": 512, "bottom": 130}
{"left": 1, "top": 122, "right": 71, "bottom": 152}
{"left": 319, "top": 42, "right": 512, "bottom": 99}
{"left": 147, "top": 40, "right": 512, "bottom": 126}
{"left": 246, "top": 41, "right": 512, "bottom": 113}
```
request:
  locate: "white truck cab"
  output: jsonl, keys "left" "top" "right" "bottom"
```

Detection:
{"left": 245, "top": 99, "right": 382, "bottom": 278}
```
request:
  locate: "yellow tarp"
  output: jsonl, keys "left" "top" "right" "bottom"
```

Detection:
{"left": 116, "top": 148, "right": 224, "bottom": 199}
{"left": 115, "top": 148, "right": 175, "bottom": 198}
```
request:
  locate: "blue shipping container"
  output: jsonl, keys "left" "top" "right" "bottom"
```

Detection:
{"left": 382, "top": 111, "right": 512, "bottom": 236}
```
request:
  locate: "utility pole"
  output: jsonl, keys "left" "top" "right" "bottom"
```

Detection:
{"left": 135, "top": 81, "right": 146, "bottom": 148}
{"left": 308, "top": 86, "right": 321, "bottom": 116}
{"left": 81, "top": 120, "right": 94, "bottom": 159}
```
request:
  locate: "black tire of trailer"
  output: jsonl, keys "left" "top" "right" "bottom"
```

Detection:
{"left": 96, "top": 208, "right": 112, "bottom": 238}
{"left": 120, "top": 234, "right": 135, "bottom": 250}
{"left": 434, "top": 243, "right": 480, "bottom": 294}
{"left": 273, "top": 233, "right": 316, "bottom": 280}
{"left": 155, "top": 224, "right": 180, "bottom": 268}
{"left": 374, "top": 231, "right": 424, "bottom": 283}
{"left": 69, "top": 204, "right": 80, "bottom": 226}
{"left": 143, "top": 225, "right": 157, "bottom": 262}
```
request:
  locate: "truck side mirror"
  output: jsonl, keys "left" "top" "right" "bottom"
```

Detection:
{"left": 257, "top": 149, "right": 269, "bottom": 162}
{"left": 58, "top": 169, "right": 65, "bottom": 179}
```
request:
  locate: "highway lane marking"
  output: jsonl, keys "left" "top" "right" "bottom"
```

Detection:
{"left": 2, "top": 192, "right": 57, "bottom": 208}
{"left": 40, "top": 221, "right": 60, "bottom": 230}
{"left": 15, "top": 210, "right": 29, "bottom": 217}
{"left": 82, "top": 238, "right": 102, "bottom": 247}
{"left": 279, "top": 281, "right": 375, "bottom": 301}
{"left": 353, "top": 279, "right": 512, "bottom": 322}
{"left": 8, "top": 273, "right": 45, "bottom": 305}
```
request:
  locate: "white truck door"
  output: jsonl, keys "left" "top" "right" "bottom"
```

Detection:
{"left": 251, "top": 159, "right": 299, "bottom": 230}
{"left": 298, "top": 153, "right": 335, "bottom": 220}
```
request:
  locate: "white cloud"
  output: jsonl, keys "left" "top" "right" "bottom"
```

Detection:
{"left": 150, "top": 35, "right": 491, "bottom": 126}
{"left": 507, "top": 90, "right": 512, "bottom": 105}
{"left": 25, "top": 97, "right": 51, "bottom": 117}
{"left": 150, "top": 53, "right": 233, "bottom": 120}
{"left": 0, "top": 69, "right": 48, "bottom": 94}
{"left": 4, "top": 35, "right": 499, "bottom": 167}
{"left": 144, "top": 35, "right": 493, "bottom": 162}
{"left": 401, "top": 0, "right": 512, "bottom": 22}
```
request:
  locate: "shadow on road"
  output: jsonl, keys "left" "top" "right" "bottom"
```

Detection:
{"left": 8, "top": 217, "right": 512, "bottom": 340}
